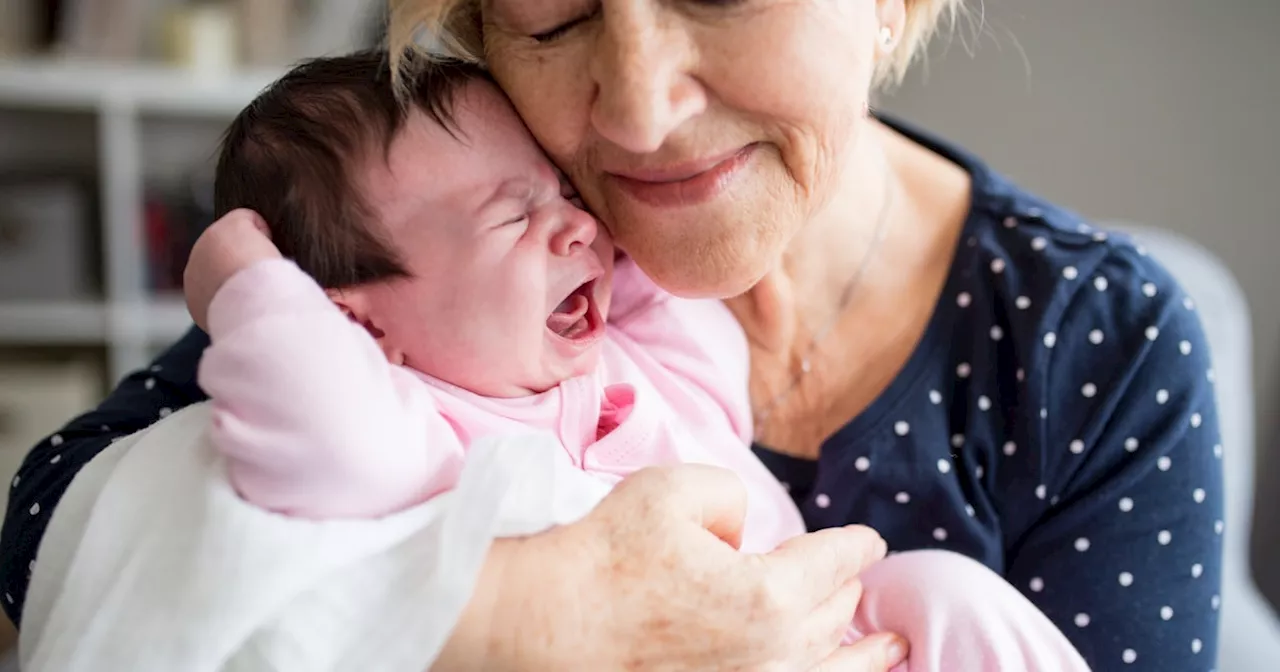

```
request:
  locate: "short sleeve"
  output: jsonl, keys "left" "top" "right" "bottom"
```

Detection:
{"left": 1003, "top": 243, "right": 1224, "bottom": 668}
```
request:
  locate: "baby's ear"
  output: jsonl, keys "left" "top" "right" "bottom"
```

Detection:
{"left": 325, "top": 288, "right": 365, "bottom": 327}
{"left": 325, "top": 288, "right": 403, "bottom": 365}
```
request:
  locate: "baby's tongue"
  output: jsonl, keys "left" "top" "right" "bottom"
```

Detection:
{"left": 547, "top": 293, "right": 589, "bottom": 337}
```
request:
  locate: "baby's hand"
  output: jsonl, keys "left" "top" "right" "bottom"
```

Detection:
{"left": 184, "top": 208, "right": 282, "bottom": 330}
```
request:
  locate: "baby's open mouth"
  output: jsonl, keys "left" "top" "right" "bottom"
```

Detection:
{"left": 547, "top": 280, "right": 598, "bottom": 341}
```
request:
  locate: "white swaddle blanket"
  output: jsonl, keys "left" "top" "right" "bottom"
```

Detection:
{"left": 19, "top": 403, "right": 611, "bottom": 672}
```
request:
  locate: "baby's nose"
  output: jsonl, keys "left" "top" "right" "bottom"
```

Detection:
{"left": 551, "top": 208, "right": 599, "bottom": 256}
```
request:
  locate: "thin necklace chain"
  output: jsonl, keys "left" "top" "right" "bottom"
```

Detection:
{"left": 752, "top": 172, "right": 895, "bottom": 427}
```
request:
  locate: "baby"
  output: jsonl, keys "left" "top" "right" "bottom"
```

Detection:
{"left": 189, "top": 50, "right": 1089, "bottom": 671}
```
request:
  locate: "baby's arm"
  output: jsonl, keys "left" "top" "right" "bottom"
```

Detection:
{"left": 190, "top": 215, "right": 462, "bottom": 519}
{"left": 854, "top": 550, "right": 1090, "bottom": 671}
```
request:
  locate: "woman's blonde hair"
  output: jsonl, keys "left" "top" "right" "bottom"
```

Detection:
{"left": 387, "top": 0, "right": 963, "bottom": 92}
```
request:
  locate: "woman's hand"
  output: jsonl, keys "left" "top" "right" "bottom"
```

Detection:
{"left": 437, "top": 464, "right": 906, "bottom": 671}
{"left": 184, "top": 208, "right": 282, "bottom": 330}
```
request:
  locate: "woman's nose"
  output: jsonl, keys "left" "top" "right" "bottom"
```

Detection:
{"left": 550, "top": 207, "right": 599, "bottom": 257}
{"left": 588, "top": 4, "right": 707, "bottom": 154}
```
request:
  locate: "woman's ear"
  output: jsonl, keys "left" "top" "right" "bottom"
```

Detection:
{"left": 874, "top": 0, "right": 908, "bottom": 58}
{"left": 325, "top": 288, "right": 406, "bottom": 366}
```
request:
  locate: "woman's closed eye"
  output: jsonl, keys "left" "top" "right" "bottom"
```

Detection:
{"left": 528, "top": 0, "right": 752, "bottom": 42}
{"left": 530, "top": 7, "right": 600, "bottom": 43}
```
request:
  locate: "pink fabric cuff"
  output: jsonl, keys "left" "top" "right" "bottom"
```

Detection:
{"left": 206, "top": 259, "right": 333, "bottom": 340}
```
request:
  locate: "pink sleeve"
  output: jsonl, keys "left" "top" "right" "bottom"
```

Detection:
{"left": 851, "top": 550, "right": 1090, "bottom": 672}
{"left": 607, "top": 257, "right": 753, "bottom": 442}
{"left": 198, "top": 259, "right": 463, "bottom": 519}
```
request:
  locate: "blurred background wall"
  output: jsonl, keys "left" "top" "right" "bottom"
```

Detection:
{"left": 0, "top": 0, "right": 1275, "bottom": 661}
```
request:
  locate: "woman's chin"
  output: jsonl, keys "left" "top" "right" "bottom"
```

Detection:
{"left": 613, "top": 210, "right": 783, "bottom": 298}
{"left": 627, "top": 240, "right": 774, "bottom": 299}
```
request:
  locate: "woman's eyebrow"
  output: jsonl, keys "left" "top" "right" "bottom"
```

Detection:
{"left": 481, "top": 0, "right": 566, "bottom": 30}
{"left": 479, "top": 0, "right": 515, "bottom": 23}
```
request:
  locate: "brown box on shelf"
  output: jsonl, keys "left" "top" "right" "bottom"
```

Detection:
{"left": 0, "top": 175, "right": 97, "bottom": 301}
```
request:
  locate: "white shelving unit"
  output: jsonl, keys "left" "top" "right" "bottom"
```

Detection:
{"left": 0, "top": 58, "right": 282, "bottom": 381}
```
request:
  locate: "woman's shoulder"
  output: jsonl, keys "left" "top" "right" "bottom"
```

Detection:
{"left": 952, "top": 170, "right": 1213, "bottom": 436}
{"left": 883, "top": 113, "right": 1184, "bottom": 326}
{"left": 960, "top": 172, "right": 1192, "bottom": 349}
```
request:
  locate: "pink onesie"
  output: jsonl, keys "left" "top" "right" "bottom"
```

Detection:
{"left": 199, "top": 258, "right": 1090, "bottom": 671}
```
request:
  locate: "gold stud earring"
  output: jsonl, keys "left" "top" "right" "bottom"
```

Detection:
{"left": 879, "top": 26, "right": 893, "bottom": 48}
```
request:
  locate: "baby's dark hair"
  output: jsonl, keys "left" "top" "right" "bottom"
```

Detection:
{"left": 213, "top": 49, "right": 491, "bottom": 288}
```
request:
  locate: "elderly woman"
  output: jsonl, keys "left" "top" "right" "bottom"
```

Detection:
{"left": 2, "top": 0, "right": 1222, "bottom": 670}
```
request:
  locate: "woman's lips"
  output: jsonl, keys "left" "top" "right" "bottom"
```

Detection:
{"left": 606, "top": 144, "right": 758, "bottom": 208}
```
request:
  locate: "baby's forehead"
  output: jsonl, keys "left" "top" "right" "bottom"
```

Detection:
{"left": 433, "top": 78, "right": 534, "bottom": 145}
{"left": 362, "top": 81, "right": 549, "bottom": 229}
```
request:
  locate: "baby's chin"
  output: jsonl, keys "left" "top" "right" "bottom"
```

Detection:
{"left": 539, "top": 345, "right": 604, "bottom": 388}
{"left": 466, "top": 344, "right": 604, "bottom": 399}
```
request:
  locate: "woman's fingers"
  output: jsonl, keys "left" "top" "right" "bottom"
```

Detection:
{"left": 764, "top": 524, "right": 888, "bottom": 609}
{"left": 804, "top": 579, "right": 864, "bottom": 651}
{"left": 810, "top": 633, "right": 910, "bottom": 672}
{"left": 562, "top": 465, "right": 893, "bottom": 671}
{"left": 670, "top": 464, "right": 750, "bottom": 549}
{"left": 609, "top": 464, "right": 750, "bottom": 549}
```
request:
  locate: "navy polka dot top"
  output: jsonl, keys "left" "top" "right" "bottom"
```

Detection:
{"left": 1, "top": 117, "right": 1222, "bottom": 671}
{"left": 753, "top": 117, "right": 1224, "bottom": 670}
